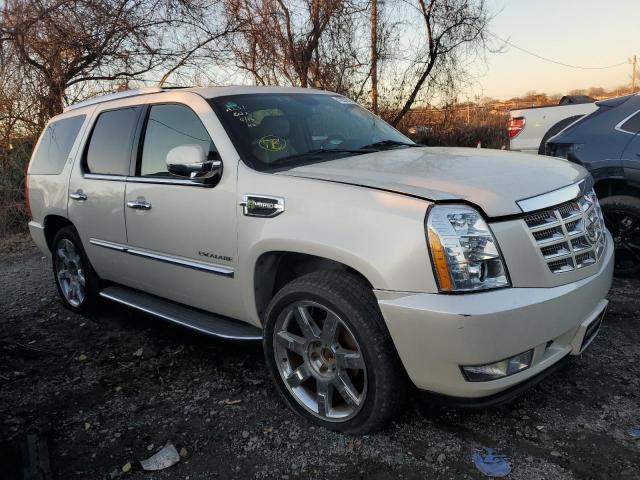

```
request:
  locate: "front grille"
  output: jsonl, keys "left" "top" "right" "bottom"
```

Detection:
{"left": 523, "top": 190, "right": 606, "bottom": 274}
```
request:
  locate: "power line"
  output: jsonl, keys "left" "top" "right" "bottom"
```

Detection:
{"left": 488, "top": 31, "right": 629, "bottom": 70}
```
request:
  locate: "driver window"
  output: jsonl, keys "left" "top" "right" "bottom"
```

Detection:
{"left": 139, "top": 104, "right": 216, "bottom": 177}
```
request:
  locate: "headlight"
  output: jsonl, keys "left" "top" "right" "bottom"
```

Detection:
{"left": 426, "top": 204, "right": 510, "bottom": 292}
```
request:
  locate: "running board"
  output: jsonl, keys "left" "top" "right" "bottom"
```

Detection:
{"left": 99, "top": 286, "right": 262, "bottom": 341}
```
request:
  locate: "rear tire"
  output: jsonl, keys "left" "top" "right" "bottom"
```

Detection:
{"left": 263, "top": 271, "right": 408, "bottom": 434}
{"left": 52, "top": 226, "right": 101, "bottom": 312}
{"left": 600, "top": 195, "right": 640, "bottom": 277}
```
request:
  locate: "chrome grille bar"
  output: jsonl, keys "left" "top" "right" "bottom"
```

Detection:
{"left": 523, "top": 189, "right": 606, "bottom": 274}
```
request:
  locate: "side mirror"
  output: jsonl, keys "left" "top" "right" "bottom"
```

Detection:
{"left": 166, "top": 144, "right": 222, "bottom": 183}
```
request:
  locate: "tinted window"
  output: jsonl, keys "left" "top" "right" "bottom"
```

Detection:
{"left": 620, "top": 112, "right": 640, "bottom": 134}
{"left": 86, "top": 107, "right": 140, "bottom": 175}
{"left": 139, "top": 104, "right": 214, "bottom": 177}
{"left": 30, "top": 115, "right": 85, "bottom": 175}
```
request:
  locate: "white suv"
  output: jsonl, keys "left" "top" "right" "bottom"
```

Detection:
{"left": 27, "top": 86, "right": 613, "bottom": 434}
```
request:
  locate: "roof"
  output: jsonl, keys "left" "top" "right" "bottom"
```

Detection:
{"left": 63, "top": 85, "right": 332, "bottom": 112}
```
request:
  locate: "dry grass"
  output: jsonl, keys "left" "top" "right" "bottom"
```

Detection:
{"left": 1, "top": 139, "right": 32, "bottom": 238}
{"left": 404, "top": 112, "right": 509, "bottom": 149}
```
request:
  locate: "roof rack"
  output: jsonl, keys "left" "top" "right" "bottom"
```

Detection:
{"left": 63, "top": 86, "right": 164, "bottom": 112}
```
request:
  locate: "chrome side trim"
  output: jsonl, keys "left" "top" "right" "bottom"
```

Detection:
{"left": 127, "top": 248, "right": 234, "bottom": 276}
{"left": 614, "top": 108, "right": 640, "bottom": 135}
{"left": 126, "top": 176, "right": 214, "bottom": 187}
{"left": 84, "top": 173, "right": 128, "bottom": 182}
{"left": 83, "top": 174, "right": 212, "bottom": 187}
{"left": 90, "top": 238, "right": 234, "bottom": 277}
{"left": 89, "top": 238, "right": 127, "bottom": 251}
{"left": 517, "top": 178, "right": 592, "bottom": 213}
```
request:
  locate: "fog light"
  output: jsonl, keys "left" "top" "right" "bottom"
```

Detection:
{"left": 461, "top": 350, "right": 533, "bottom": 382}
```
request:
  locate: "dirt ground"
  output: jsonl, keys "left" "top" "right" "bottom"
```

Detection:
{"left": 1, "top": 235, "right": 639, "bottom": 480}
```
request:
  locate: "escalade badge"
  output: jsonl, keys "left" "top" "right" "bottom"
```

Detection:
{"left": 240, "top": 195, "right": 285, "bottom": 218}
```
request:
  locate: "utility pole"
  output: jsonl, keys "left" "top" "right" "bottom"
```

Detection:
{"left": 370, "top": 0, "right": 379, "bottom": 114}
{"left": 631, "top": 55, "right": 638, "bottom": 93}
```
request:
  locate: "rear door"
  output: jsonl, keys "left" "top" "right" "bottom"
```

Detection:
{"left": 67, "top": 106, "right": 142, "bottom": 281}
{"left": 122, "top": 102, "right": 240, "bottom": 318}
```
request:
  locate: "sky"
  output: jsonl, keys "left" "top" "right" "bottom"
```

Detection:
{"left": 470, "top": 0, "right": 640, "bottom": 99}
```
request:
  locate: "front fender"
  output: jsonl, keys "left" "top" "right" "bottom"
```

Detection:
{"left": 237, "top": 164, "right": 438, "bottom": 324}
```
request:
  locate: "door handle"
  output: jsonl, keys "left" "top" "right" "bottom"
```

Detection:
{"left": 69, "top": 191, "right": 87, "bottom": 201}
{"left": 126, "top": 199, "right": 152, "bottom": 210}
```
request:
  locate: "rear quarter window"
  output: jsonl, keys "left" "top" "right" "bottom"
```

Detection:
{"left": 620, "top": 111, "right": 640, "bottom": 134}
{"left": 30, "top": 115, "right": 86, "bottom": 175}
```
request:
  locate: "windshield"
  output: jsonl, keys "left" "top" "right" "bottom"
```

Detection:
{"left": 209, "top": 93, "right": 414, "bottom": 171}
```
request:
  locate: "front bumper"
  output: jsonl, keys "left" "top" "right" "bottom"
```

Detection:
{"left": 376, "top": 233, "right": 614, "bottom": 399}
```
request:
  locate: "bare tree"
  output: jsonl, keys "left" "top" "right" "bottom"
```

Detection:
{"left": 0, "top": 0, "right": 232, "bottom": 124}
{"left": 386, "top": 0, "right": 490, "bottom": 126}
{"left": 224, "top": 0, "right": 366, "bottom": 92}
{"left": 370, "top": 0, "right": 379, "bottom": 113}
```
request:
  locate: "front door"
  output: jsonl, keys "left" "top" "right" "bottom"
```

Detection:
{"left": 123, "top": 102, "right": 240, "bottom": 318}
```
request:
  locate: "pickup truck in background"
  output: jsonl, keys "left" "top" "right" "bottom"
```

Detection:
{"left": 508, "top": 96, "right": 599, "bottom": 154}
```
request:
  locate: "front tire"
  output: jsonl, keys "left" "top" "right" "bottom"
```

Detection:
{"left": 263, "top": 271, "right": 408, "bottom": 434}
{"left": 52, "top": 226, "right": 101, "bottom": 312}
{"left": 600, "top": 195, "right": 640, "bottom": 277}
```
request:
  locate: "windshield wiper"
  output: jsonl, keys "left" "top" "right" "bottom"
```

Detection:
{"left": 270, "top": 147, "right": 377, "bottom": 165}
{"left": 359, "top": 140, "right": 423, "bottom": 150}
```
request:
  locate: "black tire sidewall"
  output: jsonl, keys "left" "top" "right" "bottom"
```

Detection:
{"left": 52, "top": 227, "right": 100, "bottom": 312}
{"left": 600, "top": 195, "right": 640, "bottom": 277}
{"left": 263, "top": 273, "right": 404, "bottom": 434}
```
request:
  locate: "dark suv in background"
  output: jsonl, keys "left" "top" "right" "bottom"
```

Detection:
{"left": 547, "top": 94, "right": 640, "bottom": 276}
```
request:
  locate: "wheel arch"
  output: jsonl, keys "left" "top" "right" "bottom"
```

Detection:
{"left": 594, "top": 178, "right": 640, "bottom": 199}
{"left": 43, "top": 215, "right": 74, "bottom": 251}
{"left": 250, "top": 244, "right": 385, "bottom": 325}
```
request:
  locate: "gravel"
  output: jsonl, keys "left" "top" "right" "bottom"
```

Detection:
{"left": 1, "top": 236, "right": 639, "bottom": 479}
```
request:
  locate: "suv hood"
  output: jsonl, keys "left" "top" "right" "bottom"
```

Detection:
{"left": 277, "top": 147, "right": 587, "bottom": 217}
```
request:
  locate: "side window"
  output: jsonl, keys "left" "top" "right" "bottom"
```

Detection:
{"left": 139, "top": 104, "right": 215, "bottom": 177}
{"left": 620, "top": 111, "right": 640, "bottom": 134}
{"left": 30, "top": 115, "right": 85, "bottom": 175}
{"left": 86, "top": 107, "right": 140, "bottom": 176}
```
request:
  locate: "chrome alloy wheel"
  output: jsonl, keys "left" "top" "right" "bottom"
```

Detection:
{"left": 55, "top": 238, "right": 86, "bottom": 307}
{"left": 273, "top": 300, "right": 367, "bottom": 422}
